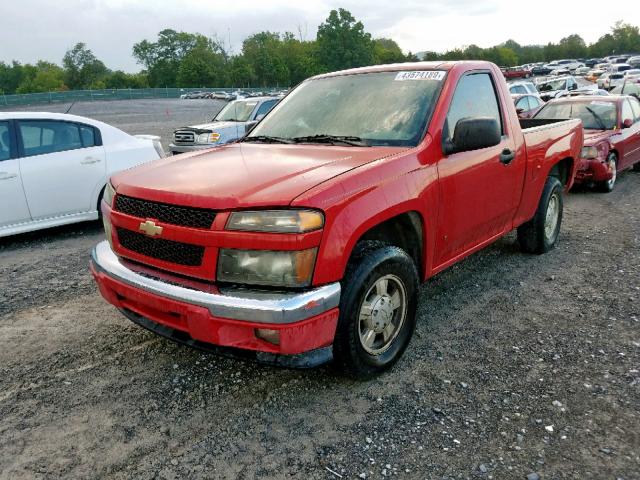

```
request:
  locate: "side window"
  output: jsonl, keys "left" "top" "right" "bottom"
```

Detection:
{"left": 79, "top": 125, "right": 96, "bottom": 147}
{"left": 0, "top": 122, "right": 11, "bottom": 161}
{"left": 19, "top": 121, "right": 83, "bottom": 157}
{"left": 621, "top": 100, "right": 634, "bottom": 122}
{"left": 255, "top": 100, "right": 277, "bottom": 119}
{"left": 516, "top": 97, "right": 530, "bottom": 111}
{"left": 512, "top": 85, "right": 526, "bottom": 94}
{"left": 629, "top": 97, "right": 640, "bottom": 122}
{"left": 445, "top": 73, "right": 503, "bottom": 140}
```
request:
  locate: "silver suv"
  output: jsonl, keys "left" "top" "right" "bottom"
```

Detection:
{"left": 170, "top": 97, "right": 280, "bottom": 154}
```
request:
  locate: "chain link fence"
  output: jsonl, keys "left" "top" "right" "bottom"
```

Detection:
{"left": 0, "top": 87, "right": 278, "bottom": 107}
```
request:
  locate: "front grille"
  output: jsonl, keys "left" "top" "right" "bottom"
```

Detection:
{"left": 114, "top": 195, "right": 216, "bottom": 229}
{"left": 174, "top": 130, "right": 195, "bottom": 145}
{"left": 116, "top": 228, "right": 205, "bottom": 266}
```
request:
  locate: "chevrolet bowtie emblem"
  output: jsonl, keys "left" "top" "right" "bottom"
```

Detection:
{"left": 139, "top": 220, "right": 163, "bottom": 237}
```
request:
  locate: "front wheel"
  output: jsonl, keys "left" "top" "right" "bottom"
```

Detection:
{"left": 333, "top": 242, "right": 419, "bottom": 379}
{"left": 517, "top": 176, "right": 564, "bottom": 254}
{"left": 596, "top": 153, "right": 617, "bottom": 192}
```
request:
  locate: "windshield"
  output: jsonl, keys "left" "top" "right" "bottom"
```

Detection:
{"left": 248, "top": 71, "right": 445, "bottom": 146}
{"left": 215, "top": 100, "right": 258, "bottom": 122}
{"left": 535, "top": 101, "right": 617, "bottom": 130}
{"left": 538, "top": 79, "right": 567, "bottom": 92}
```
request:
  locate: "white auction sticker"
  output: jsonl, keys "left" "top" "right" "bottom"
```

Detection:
{"left": 394, "top": 70, "right": 446, "bottom": 81}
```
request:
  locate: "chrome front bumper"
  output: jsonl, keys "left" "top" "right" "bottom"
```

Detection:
{"left": 168, "top": 143, "right": 212, "bottom": 154}
{"left": 91, "top": 241, "right": 341, "bottom": 324}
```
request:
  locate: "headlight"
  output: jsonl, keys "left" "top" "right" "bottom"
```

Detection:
{"left": 580, "top": 146, "right": 602, "bottom": 160}
{"left": 217, "top": 248, "right": 317, "bottom": 287}
{"left": 226, "top": 210, "right": 324, "bottom": 233}
{"left": 103, "top": 182, "right": 116, "bottom": 207}
{"left": 196, "top": 132, "right": 221, "bottom": 144}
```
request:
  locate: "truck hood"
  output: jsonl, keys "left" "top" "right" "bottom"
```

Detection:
{"left": 111, "top": 143, "right": 406, "bottom": 210}
{"left": 187, "top": 120, "right": 245, "bottom": 131}
{"left": 583, "top": 129, "right": 614, "bottom": 146}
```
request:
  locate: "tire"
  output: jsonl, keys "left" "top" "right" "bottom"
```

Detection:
{"left": 596, "top": 152, "right": 617, "bottom": 192}
{"left": 517, "top": 176, "right": 563, "bottom": 254}
{"left": 633, "top": 161, "right": 640, "bottom": 172}
{"left": 333, "top": 241, "right": 419, "bottom": 379}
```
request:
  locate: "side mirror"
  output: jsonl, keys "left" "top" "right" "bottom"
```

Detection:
{"left": 443, "top": 117, "right": 501, "bottom": 155}
{"left": 622, "top": 118, "right": 633, "bottom": 128}
{"left": 516, "top": 107, "right": 525, "bottom": 114}
{"left": 569, "top": 83, "right": 578, "bottom": 90}
{"left": 255, "top": 114, "right": 266, "bottom": 122}
{"left": 245, "top": 121, "right": 259, "bottom": 134}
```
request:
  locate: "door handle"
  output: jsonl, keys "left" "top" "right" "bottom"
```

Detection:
{"left": 80, "top": 157, "right": 101, "bottom": 165}
{"left": 0, "top": 172, "right": 17, "bottom": 180}
{"left": 499, "top": 148, "right": 515, "bottom": 165}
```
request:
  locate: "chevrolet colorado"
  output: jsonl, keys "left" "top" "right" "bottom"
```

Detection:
{"left": 91, "top": 61, "right": 583, "bottom": 377}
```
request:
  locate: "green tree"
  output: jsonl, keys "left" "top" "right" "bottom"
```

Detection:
{"left": 62, "top": 43, "right": 108, "bottom": 89}
{"left": 316, "top": 9, "right": 374, "bottom": 71}
{"left": 241, "top": 32, "right": 289, "bottom": 86}
{"left": 0, "top": 61, "right": 27, "bottom": 94}
{"left": 133, "top": 29, "right": 209, "bottom": 87}
{"left": 372, "top": 38, "right": 407, "bottom": 64}
{"left": 16, "top": 61, "right": 66, "bottom": 93}
{"left": 177, "top": 37, "right": 227, "bottom": 87}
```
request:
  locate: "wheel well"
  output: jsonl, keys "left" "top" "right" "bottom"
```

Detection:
{"left": 97, "top": 184, "right": 106, "bottom": 213}
{"left": 549, "top": 157, "right": 573, "bottom": 186}
{"left": 355, "top": 212, "right": 424, "bottom": 276}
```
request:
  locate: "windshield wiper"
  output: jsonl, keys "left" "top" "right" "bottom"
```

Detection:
{"left": 242, "top": 135, "right": 294, "bottom": 144}
{"left": 585, "top": 106, "right": 607, "bottom": 130}
{"left": 290, "top": 134, "right": 369, "bottom": 147}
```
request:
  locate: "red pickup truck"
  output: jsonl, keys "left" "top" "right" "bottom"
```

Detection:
{"left": 91, "top": 61, "right": 583, "bottom": 378}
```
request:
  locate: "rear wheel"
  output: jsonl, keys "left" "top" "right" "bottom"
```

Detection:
{"left": 517, "top": 176, "right": 563, "bottom": 254}
{"left": 333, "top": 242, "right": 419, "bottom": 379}
{"left": 596, "top": 153, "right": 617, "bottom": 192}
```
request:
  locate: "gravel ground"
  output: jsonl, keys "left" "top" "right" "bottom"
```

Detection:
{"left": 1, "top": 99, "right": 639, "bottom": 479}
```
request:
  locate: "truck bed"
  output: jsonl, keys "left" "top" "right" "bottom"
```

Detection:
{"left": 519, "top": 118, "right": 575, "bottom": 131}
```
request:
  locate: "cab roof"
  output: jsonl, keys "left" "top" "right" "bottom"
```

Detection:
{"left": 310, "top": 60, "right": 497, "bottom": 80}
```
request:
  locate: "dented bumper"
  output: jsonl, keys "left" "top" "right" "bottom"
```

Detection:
{"left": 90, "top": 241, "right": 340, "bottom": 363}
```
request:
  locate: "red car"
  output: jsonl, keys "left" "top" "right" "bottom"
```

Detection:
{"left": 92, "top": 61, "right": 583, "bottom": 377}
{"left": 501, "top": 66, "right": 531, "bottom": 79}
{"left": 512, "top": 93, "right": 545, "bottom": 118}
{"left": 534, "top": 95, "right": 640, "bottom": 191}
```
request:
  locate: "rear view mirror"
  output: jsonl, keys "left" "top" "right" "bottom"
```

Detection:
{"left": 622, "top": 118, "right": 633, "bottom": 128}
{"left": 443, "top": 117, "right": 501, "bottom": 155}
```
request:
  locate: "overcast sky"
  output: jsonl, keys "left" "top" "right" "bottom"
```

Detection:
{"left": 2, "top": 0, "right": 638, "bottom": 72}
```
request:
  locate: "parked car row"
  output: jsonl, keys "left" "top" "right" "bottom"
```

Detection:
{"left": 180, "top": 89, "right": 288, "bottom": 101}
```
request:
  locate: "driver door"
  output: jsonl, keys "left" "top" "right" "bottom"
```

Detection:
{"left": 434, "top": 71, "right": 524, "bottom": 267}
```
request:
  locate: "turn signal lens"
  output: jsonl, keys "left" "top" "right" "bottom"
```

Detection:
{"left": 226, "top": 210, "right": 324, "bottom": 233}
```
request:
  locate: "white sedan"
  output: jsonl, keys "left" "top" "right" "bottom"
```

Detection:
{"left": 0, "top": 112, "right": 164, "bottom": 237}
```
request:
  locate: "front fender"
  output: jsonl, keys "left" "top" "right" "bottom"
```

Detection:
{"left": 309, "top": 164, "right": 439, "bottom": 285}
